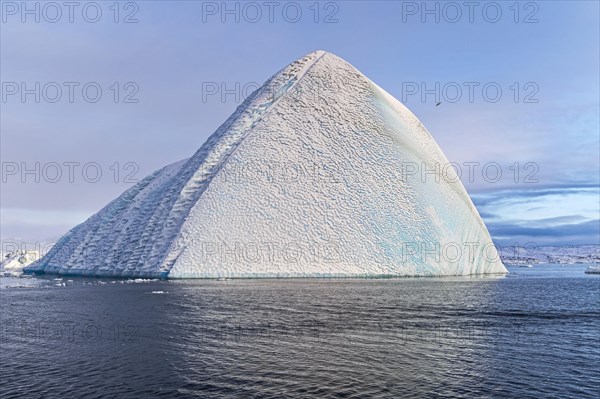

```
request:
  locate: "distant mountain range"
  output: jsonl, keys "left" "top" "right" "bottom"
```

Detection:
{"left": 499, "top": 244, "right": 600, "bottom": 264}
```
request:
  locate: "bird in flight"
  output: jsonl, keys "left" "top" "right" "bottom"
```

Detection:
{"left": 435, "top": 102, "right": 442, "bottom": 107}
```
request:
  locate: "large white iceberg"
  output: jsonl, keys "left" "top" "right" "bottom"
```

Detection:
{"left": 24, "top": 51, "right": 507, "bottom": 278}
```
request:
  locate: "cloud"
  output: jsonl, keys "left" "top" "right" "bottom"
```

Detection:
{"left": 488, "top": 219, "right": 600, "bottom": 246}
{"left": 472, "top": 184, "right": 600, "bottom": 245}
{"left": 471, "top": 183, "right": 599, "bottom": 205}
{"left": 489, "top": 219, "right": 599, "bottom": 237}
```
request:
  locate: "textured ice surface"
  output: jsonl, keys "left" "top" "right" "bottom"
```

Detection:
{"left": 25, "top": 51, "right": 507, "bottom": 278}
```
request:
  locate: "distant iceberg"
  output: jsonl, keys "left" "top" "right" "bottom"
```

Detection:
{"left": 2, "top": 250, "right": 39, "bottom": 276}
{"left": 24, "top": 51, "right": 507, "bottom": 278}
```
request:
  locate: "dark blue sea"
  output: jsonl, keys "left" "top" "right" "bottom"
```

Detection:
{"left": 1, "top": 264, "right": 599, "bottom": 398}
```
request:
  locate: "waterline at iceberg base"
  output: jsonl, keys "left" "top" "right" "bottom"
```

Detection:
{"left": 24, "top": 51, "right": 507, "bottom": 279}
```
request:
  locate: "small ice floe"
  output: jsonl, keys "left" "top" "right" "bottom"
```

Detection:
{"left": 584, "top": 265, "right": 600, "bottom": 274}
{"left": 151, "top": 290, "right": 167, "bottom": 294}
{"left": 126, "top": 278, "right": 157, "bottom": 284}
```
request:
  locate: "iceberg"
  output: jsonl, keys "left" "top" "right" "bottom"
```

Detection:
{"left": 24, "top": 51, "right": 507, "bottom": 278}
{"left": 2, "top": 250, "right": 40, "bottom": 276}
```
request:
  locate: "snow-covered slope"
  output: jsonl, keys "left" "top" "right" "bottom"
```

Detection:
{"left": 24, "top": 51, "right": 506, "bottom": 278}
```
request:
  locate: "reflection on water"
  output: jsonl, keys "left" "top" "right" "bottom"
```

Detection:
{"left": 1, "top": 265, "right": 599, "bottom": 398}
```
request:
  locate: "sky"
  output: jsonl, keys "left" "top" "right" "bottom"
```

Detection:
{"left": 1, "top": 0, "right": 599, "bottom": 248}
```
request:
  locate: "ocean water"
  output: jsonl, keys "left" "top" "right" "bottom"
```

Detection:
{"left": 1, "top": 264, "right": 598, "bottom": 398}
